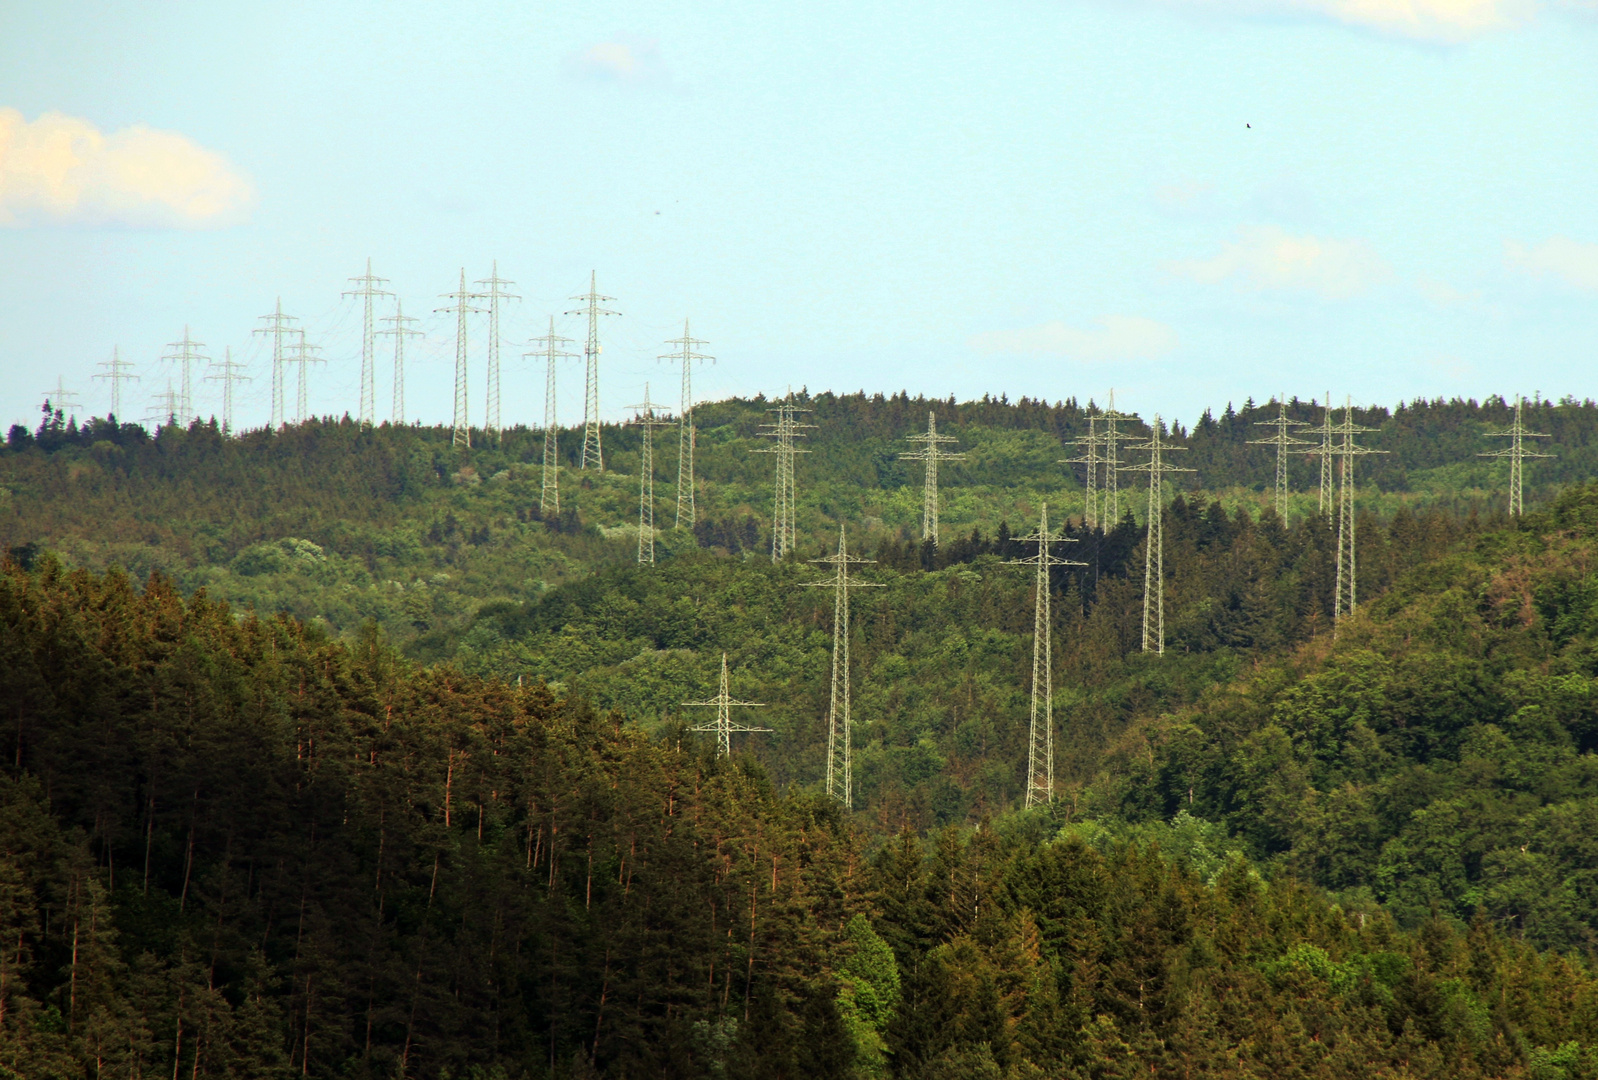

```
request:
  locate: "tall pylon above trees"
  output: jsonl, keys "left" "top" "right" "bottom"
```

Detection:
{"left": 1308, "top": 392, "right": 1337, "bottom": 523}
{"left": 161, "top": 326, "right": 208, "bottom": 423}
{"left": 205, "top": 347, "right": 250, "bottom": 434}
{"left": 475, "top": 261, "right": 519, "bottom": 441}
{"left": 437, "top": 269, "right": 487, "bottom": 449}
{"left": 685, "top": 654, "right": 771, "bottom": 758}
{"left": 627, "top": 385, "right": 672, "bottom": 565}
{"left": 1123, "top": 415, "right": 1194, "bottom": 655}
{"left": 343, "top": 258, "right": 392, "bottom": 426}
{"left": 566, "top": 272, "right": 619, "bottom": 471}
{"left": 900, "top": 411, "right": 965, "bottom": 546}
{"left": 1480, "top": 394, "right": 1552, "bottom": 517}
{"left": 1096, "top": 390, "right": 1140, "bottom": 526}
{"left": 1249, "top": 395, "right": 1314, "bottom": 519}
{"left": 94, "top": 346, "right": 137, "bottom": 417}
{"left": 377, "top": 301, "right": 421, "bottom": 426}
{"left": 660, "top": 321, "right": 712, "bottom": 529}
{"left": 804, "top": 525, "right": 882, "bottom": 809}
{"left": 1064, "top": 410, "right": 1103, "bottom": 529}
{"left": 756, "top": 398, "right": 814, "bottom": 561}
{"left": 528, "top": 318, "right": 577, "bottom": 517}
{"left": 253, "top": 298, "right": 298, "bottom": 430}
{"left": 1328, "top": 398, "right": 1386, "bottom": 630}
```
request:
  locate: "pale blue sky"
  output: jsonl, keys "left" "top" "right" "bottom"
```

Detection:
{"left": 1, "top": 0, "right": 1595, "bottom": 432}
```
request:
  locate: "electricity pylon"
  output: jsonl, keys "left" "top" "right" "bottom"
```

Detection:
{"left": 685, "top": 653, "right": 771, "bottom": 758}
{"left": 566, "top": 272, "right": 619, "bottom": 471}
{"left": 162, "top": 326, "right": 208, "bottom": 422}
{"left": 1122, "top": 416, "right": 1194, "bottom": 655}
{"left": 660, "top": 321, "right": 712, "bottom": 529}
{"left": 900, "top": 412, "right": 965, "bottom": 546}
{"left": 41, "top": 375, "right": 82, "bottom": 420}
{"left": 145, "top": 382, "right": 181, "bottom": 426}
{"left": 803, "top": 525, "right": 883, "bottom": 809}
{"left": 1480, "top": 394, "right": 1552, "bottom": 517}
{"left": 205, "top": 347, "right": 251, "bottom": 434}
{"left": 475, "top": 262, "right": 519, "bottom": 441}
{"left": 1307, "top": 392, "right": 1336, "bottom": 524}
{"left": 1006, "top": 503, "right": 1086, "bottom": 808}
{"left": 286, "top": 330, "right": 324, "bottom": 424}
{"left": 438, "top": 270, "right": 487, "bottom": 449}
{"left": 627, "top": 385, "right": 673, "bottom": 565}
{"left": 253, "top": 299, "right": 298, "bottom": 429}
{"left": 1328, "top": 398, "right": 1386, "bottom": 629}
{"left": 1248, "top": 395, "right": 1314, "bottom": 519}
{"left": 527, "top": 318, "right": 577, "bottom": 516}
{"left": 1063, "top": 410, "right": 1102, "bottom": 529}
{"left": 756, "top": 399, "right": 814, "bottom": 560}
{"left": 377, "top": 301, "right": 421, "bottom": 426}
{"left": 343, "top": 258, "right": 393, "bottom": 426}
{"left": 1097, "top": 390, "right": 1140, "bottom": 526}
{"left": 94, "top": 346, "right": 138, "bottom": 418}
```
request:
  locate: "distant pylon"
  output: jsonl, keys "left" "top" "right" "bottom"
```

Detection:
{"left": 253, "top": 299, "right": 298, "bottom": 429}
{"left": 685, "top": 653, "right": 771, "bottom": 758}
{"left": 475, "top": 262, "right": 519, "bottom": 441}
{"left": 627, "top": 385, "right": 673, "bottom": 565}
{"left": 1328, "top": 398, "right": 1386, "bottom": 630}
{"left": 900, "top": 412, "right": 965, "bottom": 546}
{"left": 527, "top": 317, "right": 577, "bottom": 516}
{"left": 566, "top": 272, "right": 619, "bottom": 470}
{"left": 41, "top": 375, "right": 82, "bottom": 421}
{"left": 343, "top": 258, "right": 393, "bottom": 425}
{"left": 1249, "top": 395, "right": 1314, "bottom": 519}
{"left": 285, "top": 329, "right": 324, "bottom": 424}
{"left": 1006, "top": 503, "right": 1086, "bottom": 808}
{"left": 94, "top": 346, "right": 138, "bottom": 418}
{"left": 377, "top": 300, "right": 422, "bottom": 426}
{"left": 803, "top": 525, "right": 883, "bottom": 809}
{"left": 660, "top": 321, "right": 712, "bottom": 529}
{"left": 1308, "top": 392, "right": 1335, "bottom": 524}
{"left": 1122, "top": 416, "right": 1195, "bottom": 655}
{"left": 1097, "top": 390, "right": 1140, "bottom": 526}
{"left": 145, "top": 382, "right": 181, "bottom": 426}
{"left": 1063, "top": 409, "right": 1102, "bottom": 529}
{"left": 756, "top": 398, "right": 815, "bottom": 560}
{"left": 1480, "top": 394, "right": 1552, "bottom": 517}
{"left": 161, "top": 326, "right": 208, "bottom": 422}
{"left": 437, "top": 269, "right": 487, "bottom": 449}
{"left": 205, "top": 348, "right": 251, "bottom": 434}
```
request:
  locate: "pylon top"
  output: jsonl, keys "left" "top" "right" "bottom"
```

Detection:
{"left": 804, "top": 524, "right": 886, "bottom": 585}
{"left": 1006, "top": 503, "right": 1087, "bottom": 570}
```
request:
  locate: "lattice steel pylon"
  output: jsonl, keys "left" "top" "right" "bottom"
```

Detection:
{"left": 660, "top": 321, "right": 713, "bottom": 529}
{"left": 1248, "top": 395, "right": 1314, "bottom": 520}
{"left": 527, "top": 317, "right": 577, "bottom": 516}
{"left": 756, "top": 399, "right": 815, "bottom": 561}
{"left": 685, "top": 653, "right": 771, "bottom": 758}
{"left": 41, "top": 375, "right": 82, "bottom": 421}
{"left": 1307, "top": 392, "right": 1336, "bottom": 524}
{"left": 253, "top": 299, "right": 298, "bottom": 430}
{"left": 1480, "top": 394, "right": 1552, "bottom": 517}
{"left": 1327, "top": 397, "right": 1387, "bottom": 630}
{"left": 438, "top": 270, "right": 488, "bottom": 449}
{"left": 146, "top": 382, "right": 181, "bottom": 426}
{"left": 377, "top": 300, "right": 422, "bottom": 426}
{"left": 627, "top": 385, "right": 673, "bottom": 565}
{"left": 566, "top": 272, "right": 620, "bottom": 471}
{"left": 475, "top": 262, "right": 519, "bottom": 441}
{"left": 205, "top": 347, "right": 251, "bottom": 434}
{"left": 161, "top": 326, "right": 208, "bottom": 422}
{"left": 804, "top": 525, "right": 883, "bottom": 809}
{"left": 343, "top": 258, "right": 393, "bottom": 426}
{"left": 1063, "top": 409, "right": 1102, "bottom": 530}
{"left": 286, "top": 329, "right": 324, "bottom": 425}
{"left": 1097, "top": 390, "right": 1140, "bottom": 526}
{"left": 1122, "top": 416, "right": 1195, "bottom": 655}
{"left": 1006, "top": 503, "right": 1086, "bottom": 808}
{"left": 95, "top": 346, "right": 138, "bottom": 418}
{"left": 900, "top": 411, "right": 965, "bottom": 546}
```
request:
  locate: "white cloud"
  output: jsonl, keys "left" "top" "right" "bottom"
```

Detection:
{"left": 1415, "top": 274, "right": 1480, "bottom": 306}
{"left": 1168, "top": 225, "right": 1393, "bottom": 299}
{"left": 1505, "top": 236, "right": 1598, "bottom": 292}
{"left": 568, "top": 36, "right": 671, "bottom": 85}
{"left": 969, "top": 315, "right": 1179, "bottom": 362}
{"left": 1167, "top": 0, "right": 1535, "bottom": 40}
{"left": 0, "top": 108, "right": 253, "bottom": 229}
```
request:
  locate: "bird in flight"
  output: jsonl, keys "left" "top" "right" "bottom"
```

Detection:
{"left": 1246, "top": 123, "right": 1252, "bottom": 129}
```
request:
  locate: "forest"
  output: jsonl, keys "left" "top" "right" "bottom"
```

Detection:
{"left": 5, "top": 392, "right": 1598, "bottom": 1077}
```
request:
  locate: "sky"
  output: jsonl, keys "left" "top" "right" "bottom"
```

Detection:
{"left": 1, "top": 0, "right": 1596, "bottom": 434}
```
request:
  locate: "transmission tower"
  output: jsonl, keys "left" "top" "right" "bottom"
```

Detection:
{"left": 565, "top": 272, "right": 619, "bottom": 470}
{"left": 660, "top": 321, "right": 713, "bottom": 529}
{"left": 41, "top": 375, "right": 82, "bottom": 421}
{"left": 1248, "top": 395, "right": 1314, "bottom": 519}
{"left": 161, "top": 326, "right": 208, "bottom": 422}
{"left": 253, "top": 299, "right": 298, "bottom": 430}
{"left": 627, "top": 385, "right": 673, "bottom": 565}
{"left": 94, "top": 346, "right": 138, "bottom": 418}
{"left": 1307, "top": 392, "right": 1336, "bottom": 524}
{"left": 1006, "top": 503, "right": 1086, "bottom": 808}
{"left": 1097, "top": 390, "right": 1140, "bottom": 526}
{"left": 527, "top": 317, "right": 577, "bottom": 516}
{"left": 1063, "top": 410, "right": 1102, "bottom": 530}
{"left": 205, "top": 348, "right": 251, "bottom": 434}
{"left": 1328, "top": 398, "right": 1386, "bottom": 629}
{"left": 437, "top": 269, "right": 488, "bottom": 449}
{"left": 475, "top": 262, "right": 519, "bottom": 441}
{"left": 756, "top": 399, "right": 815, "bottom": 560}
{"left": 377, "top": 300, "right": 422, "bottom": 426}
{"left": 685, "top": 653, "right": 771, "bottom": 758}
{"left": 1480, "top": 394, "right": 1552, "bottom": 517}
{"left": 343, "top": 258, "right": 393, "bottom": 426}
{"left": 145, "top": 382, "right": 181, "bottom": 426}
{"left": 286, "top": 330, "right": 325, "bottom": 424}
{"left": 1122, "top": 416, "right": 1194, "bottom": 655}
{"left": 900, "top": 411, "right": 965, "bottom": 546}
{"left": 803, "top": 525, "right": 883, "bottom": 809}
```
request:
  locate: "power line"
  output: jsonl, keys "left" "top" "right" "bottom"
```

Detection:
{"left": 626, "top": 385, "right": 673, "bottom": 566}
{"left": 803, "top": 524, "right": 883, "bottom": 809}
{"left": 660, "top": 320, "right": 712, "bottom": 530}
{"left": 685, "top": 653, "right": 771, "bottom": 758}
{"left": 1480, "top": 393, "right": 1551, "bottom": 517}
{"left": 475, "top": 262, "right": 519, "bottom": 441}
{"left": 161, "top": 326, "right": 208, "bottom": 422}
{"left": 1122, "top": 415, "right": 1194, "bottom": 655}
{"left": 253, "top": 299, "right": 299, "bottom": 430}
{"left": 437, "top": 269, "right": 488, "bottom": 449}
{"left": 900, "top": 411, "right": 965, "bottom": 546}
{"left": 756, "top": 398, "right": 814, "bottom": 561}
{"left": 343, "top": 258, "right": 393, "bottom": 426}
{"left": 527, "top": 317, "right": 577, "bottom": 516}
{"left": 205, "top": 347, "right": 251, "bottom": 435}
{"left": 1327, "top": 397, "right": 1386, "bottom": 630}
{"left": 1005, "top": 503, "right": 1085, "bottom": 808}
{"left": 565, "top": 272, "right": 619, "bottom": 470}
{"left": 94, "top": 346, "right": 138, "bottom": 418}
{"left": 1248, "top": 394, "right": 1314, "bottom": 519}
{"left": 377, "top": 300, "right": 422, "bottom": 427}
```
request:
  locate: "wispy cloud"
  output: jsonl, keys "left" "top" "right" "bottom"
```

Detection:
{"left": 969, "top": 315, "right": 1179, "bottom": 362}
{"left": 1505, "top": 236, "right": 1598, "bottom": 292}
{"left": 567, "top": 36, "right": 672, "bottom": 86}
{"left": 1164, "top": 0, "right": 1535, "bottom": 41}
{"left": 1415, "top": 273, "right": 1480, "bottom": 306}
{"left": 0, "top": 108, "right": 254, "bottom": 229}
{"left": 1167, "top": 225, "right": 1393, "bottom": 299}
